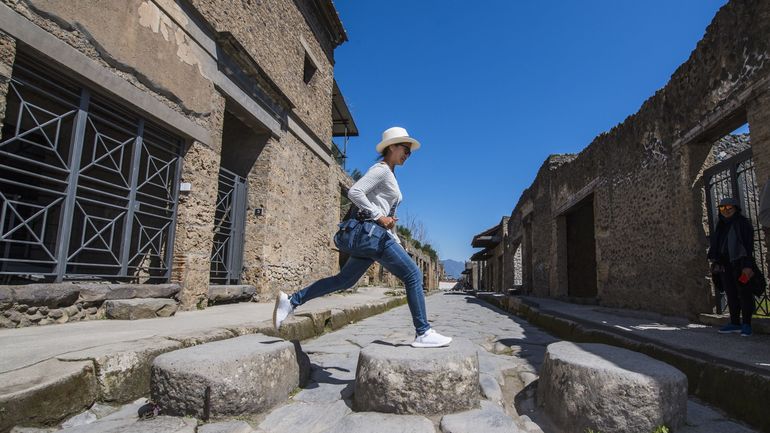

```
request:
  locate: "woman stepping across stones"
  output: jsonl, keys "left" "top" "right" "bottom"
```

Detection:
{"left": 273, "top": 126, "right": 452, "bottom": 348}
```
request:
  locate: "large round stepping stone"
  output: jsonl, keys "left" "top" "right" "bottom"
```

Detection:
{"left": 354, "top": 338, "right": 479, "bottom": 415}
{"left": 537, "top": 342, "right": 687, "bottom": 433}
{"left": 151, "top": 334, "right": 304, "bottom": 418}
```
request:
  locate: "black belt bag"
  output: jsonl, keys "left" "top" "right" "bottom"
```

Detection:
{"left": 334, "top": 219, "right": 388, "bottom": 257}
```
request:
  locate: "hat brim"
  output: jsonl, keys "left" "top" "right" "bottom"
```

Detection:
{"left": 375, "top": 137, "right": 421, "bottom": 154}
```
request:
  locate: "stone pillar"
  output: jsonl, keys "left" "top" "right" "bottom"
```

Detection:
{"left": 171, "top": 140, "right": 221, "bottom": 309}
{"left": 0, "top": 32, "right": 16, "bottom": 140}
{"left": 748, "top": 88, "right": 770, "bottom": 275}
{"left": 748, "top": 88, "right": 770, "bottom": 194}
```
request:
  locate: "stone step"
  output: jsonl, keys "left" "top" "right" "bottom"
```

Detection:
{"left": 353, "top": 337, "right": 479, "bottom": 415}
{"left": 537, "top": 341, "right": 687, "bottom": 433}
{"left": 208, "top": 285, "right": 256, "bottom": 304}
{"left": 150, "top": 334, "right": 309, "bottom": 418}
{"left": 104, "top": 298, "right": 178, "bottom": 320}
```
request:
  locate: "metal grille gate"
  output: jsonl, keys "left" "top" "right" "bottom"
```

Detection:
{"left": 704, "top": 148, "right": 770, "bottom": 315}
{"left": 0, "top": 54, "right": 183, "bottom": 282}
{"left": 209, "top": 168, "right": 247, "bottom": 284}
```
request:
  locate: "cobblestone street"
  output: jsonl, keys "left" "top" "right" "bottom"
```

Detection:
{"left": 240, "top": 293, "right": 758, "bottom": 433}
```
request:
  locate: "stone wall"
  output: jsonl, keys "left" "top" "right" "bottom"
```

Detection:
{"left": 0, "top": 0, "right": 354, "bottom": 314}
{"left": 0, "top": 30, "right": 14, "bottom": 139}
{"left": 188, "top": 0, "right": 335, "bottom": 142}
{"left": 499, "top": 0, "right": 770, "bottom": 317}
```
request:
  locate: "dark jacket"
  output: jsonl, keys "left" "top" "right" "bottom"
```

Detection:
{"left": 707, "top": 213, "right": 755, "bottom": 269}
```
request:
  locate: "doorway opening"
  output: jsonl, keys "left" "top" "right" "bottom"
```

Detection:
{"left": 566, "top": 195, "right": 598, "bottom": 298}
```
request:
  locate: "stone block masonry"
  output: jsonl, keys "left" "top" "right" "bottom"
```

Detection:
{"left": 477, "top": 0, "right": 770, "bottom": 318}
{"left": 0, "top": 0, "right": 385, "bottom": 311}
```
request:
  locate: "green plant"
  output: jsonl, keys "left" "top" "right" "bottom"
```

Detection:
{"left": 396, "top": 225, "right": 412, "bottom": 239}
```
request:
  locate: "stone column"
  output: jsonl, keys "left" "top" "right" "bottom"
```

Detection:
{"left": 171, "top": 140, "right": 221, "bottom": 310}
{"left": 0, "top": 32, "right": 16, "bottom": 140}
{"left": 748, "top": 88, "right": 770, "bottom": 191}
{"left": 748, "top": 87, "right": 770, "bottom": 274}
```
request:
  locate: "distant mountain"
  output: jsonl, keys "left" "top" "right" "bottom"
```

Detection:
{"left": 441, "top": 259, "right": 465, "bottom": 279}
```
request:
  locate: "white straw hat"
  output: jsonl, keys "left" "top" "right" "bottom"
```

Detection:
{"left": 375, "top": 126, "right": 421, "bottom": 154}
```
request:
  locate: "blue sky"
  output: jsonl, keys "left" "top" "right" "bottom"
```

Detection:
{"left": 332, "top": 1, "right": 729, "bottom": 263}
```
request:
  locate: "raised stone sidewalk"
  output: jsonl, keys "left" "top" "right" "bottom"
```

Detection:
{"left": 6, "top": 291, "right": 758, "bottom": 433}
{"left": 478, "top": 293, "right": 770, "bottom": 432}
{"left": 0, "top": 287, "right": 408, "bottom": 432}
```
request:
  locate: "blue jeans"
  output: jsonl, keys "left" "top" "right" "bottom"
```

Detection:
{"left": 290, "top": 235, "right": 430, "bottom": 335}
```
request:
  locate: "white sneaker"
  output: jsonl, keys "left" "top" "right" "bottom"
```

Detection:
{"left": 273, "top": 291, "right": 294, "bottom": 330}
{"left": 411, "top": 329, "right": 452, "bottom": 348}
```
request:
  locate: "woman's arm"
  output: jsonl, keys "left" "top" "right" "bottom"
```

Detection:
{"left": 348, "top": 164, "right": 388, "bottom": 221}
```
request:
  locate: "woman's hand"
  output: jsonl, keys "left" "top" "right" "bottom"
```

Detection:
{"left": 742, "top": 267, "right": 754, "bottom": 279}
{"left": 377, "top": 216, "right": 398, "bottom": 230}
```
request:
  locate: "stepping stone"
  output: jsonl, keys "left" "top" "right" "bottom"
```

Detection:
{"left": 104, "top": 298, "right": 177, "bottom": 320}
{"left": 323, "top": 412, "right": 435, "bottom": 433}
{"left": 353, "top": 338, "right": 479, "bottom": 415}
{"left": 440, "top": 401, "right": 522, "bottom": 433}
{"left": 151, "top": 334, "right": 305, "bottom": 418}
{"left": 537, "top": 342, "right": 687, "bottom": 433}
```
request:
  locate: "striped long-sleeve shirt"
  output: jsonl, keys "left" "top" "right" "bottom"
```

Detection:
{"left": 348, "top": 162, "right": 402, "bottom": 244}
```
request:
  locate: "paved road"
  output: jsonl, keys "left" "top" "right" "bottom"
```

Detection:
{"left": 250, "top": 293, "right": 757, "bottom": 433}
{"left": 40, "top": 292, "right": 759, "bottom": 433}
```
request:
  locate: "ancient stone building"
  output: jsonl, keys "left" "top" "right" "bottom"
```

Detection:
{"left": 471, "top": 0, "right": 770, "bottom": 318}
{"left": 0, "top": 0, "right": 363, "bottom": 322}
{"left": 470, "top": 217, "right": 508, "bottom": 292}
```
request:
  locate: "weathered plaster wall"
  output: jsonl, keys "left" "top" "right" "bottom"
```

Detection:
{"left": 504, "top": 0, "right": 770, "bottom": 317}
{"left": 3, "top": 0, "right": 219, "bottom": 130}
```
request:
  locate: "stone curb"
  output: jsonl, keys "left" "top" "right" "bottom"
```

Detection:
{"left": 0, "top": 294, "right": 408, "bottom": 433}
{"left": 476, "top": 293, "right": 770, "bottom": 433}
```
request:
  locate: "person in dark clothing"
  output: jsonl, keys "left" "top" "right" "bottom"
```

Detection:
{"left": 707, "top": 197, "right": 756, "bottom": 336}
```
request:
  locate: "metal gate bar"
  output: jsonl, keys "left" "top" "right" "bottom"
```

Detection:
{"left": 210, "top": 167, "right": 247, "bottom": 284}
{"left": 0, "top": 53, "right": 183, "bottom": 282}
{"left": 704, "top": 149, "right": 770, "bottom": 315}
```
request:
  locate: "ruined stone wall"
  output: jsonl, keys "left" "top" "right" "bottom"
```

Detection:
{"left": 241, "top": 132, "right": 337, "bottom": 296}
{"left": 503, "top": 0, "right": 770, "bottom": 317}
{"left": 0, "top": 0, "right": 348, "bottom": 311}
{"left": 188, "top": 0, "right": 335, "bottom": 142}
{"left": 2, "top": 0, "right": 227, "bottom": 308}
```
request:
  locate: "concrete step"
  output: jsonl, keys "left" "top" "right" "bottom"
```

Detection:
{"left": 537, "top": 341, "right": 687, "bottom": 433}
{"left": 353, "top": 337, "right": 479, "bottom": 415}
{"left": 150, "top": 334, "right": 309, "bottom": 418}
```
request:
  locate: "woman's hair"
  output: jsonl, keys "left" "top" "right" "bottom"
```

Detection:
{"left": 376, "top": 145, "right": 392, "bottom": 161}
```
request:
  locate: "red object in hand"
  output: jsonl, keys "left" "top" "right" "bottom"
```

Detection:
{"left": 738, "top": 273, "right": 750, "bottom": 284}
